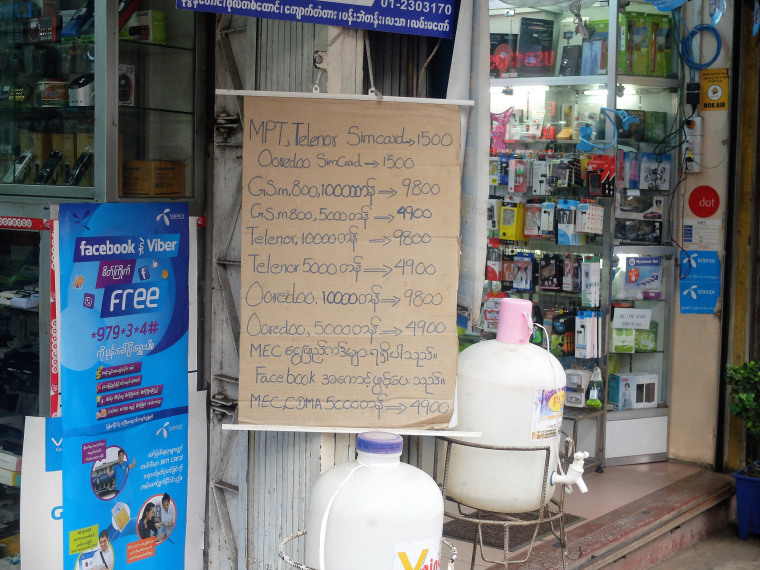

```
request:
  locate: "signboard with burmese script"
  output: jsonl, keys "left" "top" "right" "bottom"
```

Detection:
{"left": 238, "top": 94, "right": 463, "bottom": 429}
{"left": 177, "top": 0, "right": 455, "bottom": 38}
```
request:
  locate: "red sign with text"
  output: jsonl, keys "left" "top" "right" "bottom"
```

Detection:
{"left": 688, "top": 185, "right": 720, "bottom": 218}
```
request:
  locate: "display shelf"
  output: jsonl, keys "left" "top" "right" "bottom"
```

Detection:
{"left": 0, "top": 1, "right": 207, "bottom": 208}
{"left": 518, "top": 241, "right": 605, "bottom": 256}
{"left": 606, "top": 406, "right": 669, "bottom": 421}
{"left": 564, "top": 407, "right": 604, "bottom": 422}
{"left": 491, "top": 75, "right": 680, "bottom": 90}
{"left": 487, "top": 0, "right": 682, "bottom": 467}
{"left": 614, "top": 245, "right": 677, "bottom": 256}
{"left": 0, "top": 306, "right": 38, "bottom": 315}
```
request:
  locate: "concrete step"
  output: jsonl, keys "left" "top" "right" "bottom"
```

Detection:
{"left": 484, "top": 469, "right": 735, "bottom": 569}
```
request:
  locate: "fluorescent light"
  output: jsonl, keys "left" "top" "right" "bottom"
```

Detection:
{"left": 511, "top": 85, "right": 550, "bottom": 93}
{"left": 584, "top": 89, "right": 608, "bottom": 96}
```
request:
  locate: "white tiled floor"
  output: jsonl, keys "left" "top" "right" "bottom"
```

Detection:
{"left": 445, "top": 461, "right": 702, "bottom": 569}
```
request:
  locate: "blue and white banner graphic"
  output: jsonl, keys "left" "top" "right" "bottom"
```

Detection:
{"left": 62, "top": 414, "right": 188, "bottom": 569}
{"left": 177, "top": 0, "right": 456, "bottom": 38}
{"left": 58, "top": 204, "right": 190, "bottom": 437}
{"left": 679, "top": 250, "right": 721, "bottom": 314}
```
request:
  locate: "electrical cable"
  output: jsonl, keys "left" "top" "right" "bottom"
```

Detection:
{"left": 665, "top": 165, "right": 694, "bottom": 280}
{"left": 672, "top": 10, "right": 722, "bottom": 82}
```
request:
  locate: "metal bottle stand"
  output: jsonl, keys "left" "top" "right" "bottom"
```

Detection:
{"left": 435, "top": 436, "right": 581, "bottom": 570}
{"left": 278, "top": 530, "right": 459, "bottom": 569}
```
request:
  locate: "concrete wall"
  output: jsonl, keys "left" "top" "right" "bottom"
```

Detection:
{"left": 667, "top": 1, "right": 733, "bottom": 466}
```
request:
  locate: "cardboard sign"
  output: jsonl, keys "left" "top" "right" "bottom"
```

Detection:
{"left": 239, "top": 95, "right": 462, "bottom": 429}
{"left": 612, "top": 308, "right": 651, "bottom": 329}
{"left": 701, "top": 68, "right": 729, "bottom": 111}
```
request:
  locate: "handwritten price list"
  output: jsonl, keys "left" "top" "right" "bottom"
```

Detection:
{"left": 239, "top": 96, "right": 462, "bottom": 429}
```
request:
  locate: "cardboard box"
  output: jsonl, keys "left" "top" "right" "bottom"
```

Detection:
{"left": 650, "top": 14, "right": 673, "bottom": 78}
{"left": 121, "top": 160, "right": 185, "bottom": 197}
{"left": 615, "top": 190, "right": 665, "bottom": 220}
{"left": 581, "top": 20, "right": 609, "bottom": 75}
{"left": 635, "top": 321, "right": 659, "bottom": 352}
{"left": 118, "top": 63, "right": 135, "bottom": 106}
{"left": 616, "top": 109, "right": 646, "bottom": 141}
{"left": 644, "top": 111, "right": 668, "bottom": 142}
{"left": 0, "top": 450, "right": 20, "bottom": 472}
{"left": 0, "top": 533, "right": 19, "bottom": 556}
{"left": 614, "top": 219, "right": 663, "bottom": 245}
{"left": 639, "top": 153, "right": 671, "bottom": 191}
{"left": 610, "top": 327, "right": 635, "bottom": 353}
{"left": 516, "top": 18, "right": 555, "bottom": 77}
{"left": 609, "top": 373, "right": 659, "bottom": 410}
{"left": 119, "top": 10, "right": 166, "bottom": 44}
{"left": 624, "top": 255, "right": 662, "bottom": 298}
{"left": 0, "top": 467, "right": 20, "bottom": 487}
{"left": 627, "top": 13, "right": 651, "bottom": 76}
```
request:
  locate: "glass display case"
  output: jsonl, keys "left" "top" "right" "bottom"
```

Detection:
{"left": 0, "top": 203, "right": 52, "bottom": 550}
{"left": 118, "top": 0, "right": 200, "bottom": 201}
{"left": 0, "top": 0, "right": 97, "bottom": 198}
{"left": 0, "top": 1, "right": 207, "bottom": 207}
{"left": 485, "top": 0, "right": 681, "bottom": 466}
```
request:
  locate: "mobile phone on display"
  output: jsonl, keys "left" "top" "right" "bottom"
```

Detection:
{"left": 65, "top": 147, "right": 93, "bottom": 185}
{"left": 34, "top": 150, "right": 63, "bottom": 184}
{"left": 1, "top": 150, "right": 34, "bottom": 184}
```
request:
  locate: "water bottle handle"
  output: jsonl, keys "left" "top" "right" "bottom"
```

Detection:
{"left": 533, "top": 323, "right": 550, "bottom": 351}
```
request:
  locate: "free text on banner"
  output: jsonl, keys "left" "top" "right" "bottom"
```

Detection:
{"left": 240, "top": 95, "right": 462, "bottom": 429}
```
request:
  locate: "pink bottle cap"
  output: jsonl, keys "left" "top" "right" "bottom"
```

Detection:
{"left": 496, "top": 298, "right": 534, "bottom": 344}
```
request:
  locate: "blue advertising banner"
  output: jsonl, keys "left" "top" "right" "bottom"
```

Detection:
{"left": 678, "top": 250, "right": 721, "bottom": 281}
{"left": 58, "top": 204, "right": 190, "bottom": 437}
{"left": 679, "top": 250, "right": 721, "bottom": 314}
{"left": 46, "top": 417, "right": 63, "bottom": 472}
{"left": 62, "top": 414, "right": 188, "bottom": 569}
{"left": 176, "top": 0, "right": 455, "bottom": 38}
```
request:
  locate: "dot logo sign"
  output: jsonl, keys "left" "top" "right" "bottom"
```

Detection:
{"left": 688, "top": 186, "right": 720, "bottom": 218}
